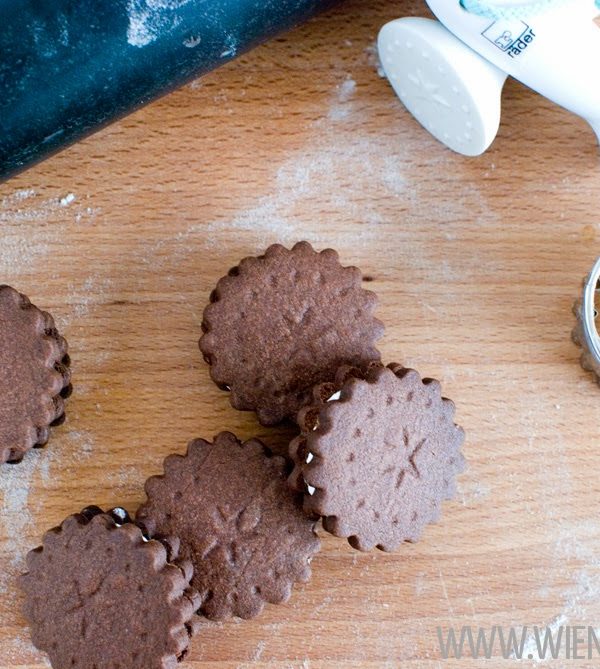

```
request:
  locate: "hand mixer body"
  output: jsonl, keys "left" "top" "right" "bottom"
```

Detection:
{"left": 378, "top": 0, "right": 600, "bottom": 153}
{"left": 427, "top": 0, "right": 600, "bottom": 141}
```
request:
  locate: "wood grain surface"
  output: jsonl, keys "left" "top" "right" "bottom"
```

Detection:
{"left": 2, "top": 1, "right": 600, "bottom": 667}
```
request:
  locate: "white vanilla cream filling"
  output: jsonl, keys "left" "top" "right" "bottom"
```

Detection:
{"left": 304, "top": 390, "right": 341, "bottom": 495}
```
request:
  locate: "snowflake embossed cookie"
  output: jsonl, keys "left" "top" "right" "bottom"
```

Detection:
{"left": 137, "top": 432, "right": 321, "bottom": 620}
{"left": 20, "top": 507, "right": 197, "bottom": 669}
{"left": 199, "top": 242, "right": 384, "bottom": 426}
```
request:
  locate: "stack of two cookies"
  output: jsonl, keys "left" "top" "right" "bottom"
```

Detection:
{"left": 21, "top": 242, "right": 465, "bottom": 669}
{"left": 198, "top": 242, "right": 465, "bottom": 554}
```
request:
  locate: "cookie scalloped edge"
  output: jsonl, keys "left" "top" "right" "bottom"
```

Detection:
{"left": 198, "top": 242, "right": 384, "bottom": 426}
{"left": 288, "top": 362, "right": 466, "bottom": 551}
{"left": 19, "top": 506, "right": 200, "bottom": 667}
{"left": 137, "top": 431, "right": 321, "bottom": 621}
{"left": 1, "top": 285, "right": 72, "bottom": 464}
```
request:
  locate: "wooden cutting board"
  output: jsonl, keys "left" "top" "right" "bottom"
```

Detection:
{"left": 2, "top": 1, "right": 600, "bottom": 667}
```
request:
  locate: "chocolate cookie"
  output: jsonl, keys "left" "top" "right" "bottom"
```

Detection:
{"left": 199, "top": 242, "right": 384, "bottom": 426}
{"left": 20, "top": 507, "right": 198, "bottom": 669}
{"left": 136, "top": 432, "right": 321, "bottom": 621}
{"left": 0, "top": 285, "right": 71, "bottom": 464}
{"left": 289, "top": 363, "right": 465, "bottom": 552}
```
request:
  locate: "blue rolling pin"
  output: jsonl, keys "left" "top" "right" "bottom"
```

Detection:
{"left": 0, "top": 0, "right": 337, "bottom": 181}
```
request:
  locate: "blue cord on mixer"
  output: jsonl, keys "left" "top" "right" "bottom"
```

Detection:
{"left": 461, "top": 0, "right": 573, "bottom": 19}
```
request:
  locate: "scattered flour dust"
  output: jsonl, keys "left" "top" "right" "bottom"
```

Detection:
{"left": 60, "top": 192, "right": 75, "bottom": 207}
{"left": 0, "top": 456, "right": 43, "bottom": 664}
{"left": 0, "top": 187, "right": 80, "bottom": 223}
{"left": 203, "top": 133, "right": 392, "bottom": 248}
{"left": 200, "top": 71, "right": 410, "bottom": 251}
{"left": 365, "top": 41, "right": 386, "bottom": 78}
{"left": 250, "top": 639, "right": 266, "bottom": 661}
{"left": 0, "top": 188, "right": 98, "bottom": 277}
{"left": 143, "top": 115, "right": 406, "bottom": 262}
{"left": 60, "top": 275, "right": 114, "bottom": 324}
{"left": 514, "top": 519, "right": 600, "bottom": 665}
{"left": 0, "top": 459, "right": 35, "bottom": 596}
{"left": 105, "top": 464, "right": 145, "bottom": 498}
{"left": 144, "top": 70, "right": 487, "bottom": 284}
{"left": 126, "top": 0, "right": 193, "bottom": 47}
{"left": 328, "top": 77, "right": 356, "bottom": 121}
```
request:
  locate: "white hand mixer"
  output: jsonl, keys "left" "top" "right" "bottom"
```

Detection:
{"left": 378, "top": 0, "right": 600, "bottom": 155}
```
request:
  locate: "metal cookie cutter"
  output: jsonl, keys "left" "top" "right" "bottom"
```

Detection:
{"left": 572, "top": 258, "right": 600, "bottom": 381}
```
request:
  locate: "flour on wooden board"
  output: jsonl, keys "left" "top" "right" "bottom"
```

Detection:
{"left": 60, "top": 275, "right": 114, "bottom": 324}
{"left": 0, "top": 458, "right": 40, "bottom": 663}
{"left": 514, "top": 519, "right": 600, "bottom": 664}
{"left": 519, "top": 413, "right": 597, "bottom": 644}
{"left": 197, "top": 102, "right": 488, "bottom": 289}
{"left": 250, "top": 639, "right": 266, "bottom": 661}
{"left": 1, "top": 188, "right": 78, "bottom": 222}
{"left": 0, "top": 460, "right": 34, "bottom": 591}
{"left": 0, "top": 189, "right": 99, "bottom": 276}
{"left": 365, "top": 42, "right": 386, "bottom": 79}
{"left": 105, "top": 464, "right": 145, "bottom": 498}
{"left": 144, "top": 124, "right": 402, "bottom": 259}
{"left": 139, "top": 64, "right": 492, "bottom": 289}
{"left": 328, "top": 77, "right": 356, "bottom": 121}
{"left": 205, "top": 134, "right": 394, "bottom": 247}
{"left": 37, "top": 431, "right": 96, "bottom": 488}
{"left": 197, "top": 73, "right": 411, "bottom": 250}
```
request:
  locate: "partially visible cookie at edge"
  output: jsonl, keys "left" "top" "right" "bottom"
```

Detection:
{"left": 136, "top": 431, "right": 321, "bottom": 621}
{"left": 0, "top": 285, "right": 71, "bottom": 464}
{"left": 199, "top": 242, "right": 384, "bottom": 426}
{"left": 19, "top": 507, "right": 198, "bottom": 669}
{"left": 289, "top": 363, "right": 466, "bottom": 552}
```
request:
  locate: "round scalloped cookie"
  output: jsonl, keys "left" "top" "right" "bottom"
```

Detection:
{"left": 137, "top": 432, "right": 321, "bottom": 620}
{"left": 19, "top": 507, "right": 198, "bottom": 669}
{"left": 199, "top": 242, "right": 384, "bottom": 426}
{"left": 0, "top": 285, "right": 71, "bottom": 464}
{"left": 289, "top": 363, "right": 466, "bottom": 552}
